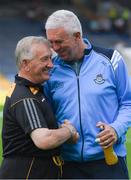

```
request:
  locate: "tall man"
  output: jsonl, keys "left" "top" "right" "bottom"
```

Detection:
{"left": 44, "top": 10, "right": 131, "bottom": 179}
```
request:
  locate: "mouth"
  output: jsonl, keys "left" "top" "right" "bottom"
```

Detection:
{"left": 57, "top": 49, "right": 69, "bottom": 59}
{"left": 59, "top": 52, "right": 67, "bottom": 59}
{"left": 57, "top": 49, "right": 66, "bottom": 55}
{"left": 41, "top": 68, "right": 49, "bottom": 74}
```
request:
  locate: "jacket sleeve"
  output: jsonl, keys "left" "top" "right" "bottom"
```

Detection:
{"left": 110, "top": 50, "right": 131, "bottom": 141}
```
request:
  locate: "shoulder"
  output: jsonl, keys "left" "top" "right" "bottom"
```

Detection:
{"left": 92, "top": 46, "right": 126, "bottom": 72}
{"left": 92, "top": 46, "right": 115, "bottom": 60}
{"left": 9, "top": 83, "right": 37, "bottom": 107}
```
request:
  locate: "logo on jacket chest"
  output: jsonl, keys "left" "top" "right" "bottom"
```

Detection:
{"left": 53, "top": 81, "right": 64, "bottom": 90}
{"left": 94, "top": 74, "right": 105, "bottom": 84}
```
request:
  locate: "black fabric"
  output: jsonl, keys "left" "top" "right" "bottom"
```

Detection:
{"left": 84, "top": 47, "right": 92, "bottom": 56}
{"left": 93, "top": 46, "right": 114, "bottom": 60}
{"left": 62, "top": 157, "right": 129, "bottom": 179}
{"left": 2, "top": 75, "right": 60, "bottom": 158}
{"left": 0, "top": 156, "right": 60, "bottom": 179}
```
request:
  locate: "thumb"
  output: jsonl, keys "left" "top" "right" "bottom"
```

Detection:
{"left": 64, "top": 119, "right": 70, "bottom": 124}
{"left": 96, "top": 121, "right": 105, "bottom": 130}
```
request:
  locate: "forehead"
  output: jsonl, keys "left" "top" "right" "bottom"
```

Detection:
{"left": 46, "top": 28, "right": 70, "bottom": 40}
{"left": 32, "top": 43, "right": 50, "bottom": 53}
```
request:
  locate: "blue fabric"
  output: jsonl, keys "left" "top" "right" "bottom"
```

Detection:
{"left": 44, "top": 38, "right": 131, "bottom": 162}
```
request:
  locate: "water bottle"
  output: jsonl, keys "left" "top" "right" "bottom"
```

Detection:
{"left": 103, "top": 145, "right": 118, "bottom": 165}
{"left": 95, "top": 125, "right": 118, "bottom": 165}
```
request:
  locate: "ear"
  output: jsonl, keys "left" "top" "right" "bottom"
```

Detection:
{"left": 22, "top": 59, "right": 30, "bottom": 71}
{"left": 73, "top": 32, "right": 81, "bottom": 40}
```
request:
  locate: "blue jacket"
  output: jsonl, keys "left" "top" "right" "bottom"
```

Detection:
{"left": 44, "top": 39, "right": 131, "bottom": 162}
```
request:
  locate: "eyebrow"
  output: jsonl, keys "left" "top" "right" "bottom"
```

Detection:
{"left": 40, "top": 54, "right": 52, "bottom": 60}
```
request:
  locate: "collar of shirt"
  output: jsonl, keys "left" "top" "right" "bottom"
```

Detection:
{"left": 15, "top": 74, "right": 43, "bottom": 92}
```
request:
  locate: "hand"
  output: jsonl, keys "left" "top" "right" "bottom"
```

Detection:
{"left": 96, "top": 121, "right": 118, "bottom": 148}
{"left": 61, "top": 120, "right": 79, "bottom": 144}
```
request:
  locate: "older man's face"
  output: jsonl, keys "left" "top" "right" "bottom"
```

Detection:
{"left": 24, "top": 43, "right": 53, "bottom": 84}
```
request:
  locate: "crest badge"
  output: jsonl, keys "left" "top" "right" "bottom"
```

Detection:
{"left": 94, "top": 74, "right": 105, "bottom": 84}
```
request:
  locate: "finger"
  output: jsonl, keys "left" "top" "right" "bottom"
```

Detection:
{"left": 73, "top": 132, "right": 79, "bottom": 139}
{"left": 64, "top": 119, "right": 70, "bottom": 124}
{"left": 96, "top": 121, "right": 104, "bottom": 126}
{"left": 101, "top": 141, "right": 113, "bottom": 149}
{"left": 76, "top": 132, "right": 79, "bottom": 139}
{"left": 72, "top": 136, "right": 79, "bottom": 143}
{"left": 95, "top": 138, "right": 100, "bottom": 143}
{"left": 96, "top": 122, "right": 106, "bottom": 129}
{"left": 99, "top": 138, "right": 113, "bottom": 147}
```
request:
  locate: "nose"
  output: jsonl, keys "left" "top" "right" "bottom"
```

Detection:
{"left": 47, "top": 58, "right": 53, "bottom": 68}
{"left": 51, "top": 42, "right": 60, "bottom": 52}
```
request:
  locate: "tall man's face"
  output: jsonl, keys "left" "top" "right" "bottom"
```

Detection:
{"left": 46, "top": 28, "right": 80, "bottom": 61}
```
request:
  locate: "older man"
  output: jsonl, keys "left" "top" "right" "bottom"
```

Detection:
{"left": 0, "top": 36, "right": 79, "bottom": 179}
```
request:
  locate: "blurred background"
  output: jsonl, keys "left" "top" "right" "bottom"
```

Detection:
{"left": 0, "top": 0, "right": 131, "bottom": 85}
{"left": 0, "top": 0, "right": 131, "bottom": 177}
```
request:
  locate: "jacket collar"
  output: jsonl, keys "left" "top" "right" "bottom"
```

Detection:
{"left": 53, "top": 38, "right": 92, "bottom": 66}
{"left": 15, "top": 74, "right": 43, "bottom": 91}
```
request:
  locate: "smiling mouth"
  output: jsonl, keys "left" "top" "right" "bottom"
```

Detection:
{"left": 41, "top": 68, "right": 49, "bottom": 73}
{"left": 59, "top": 52, "right": 67, "bottom": 57}
{"left": 58, "top": 49, "right": 66, "bottom": 55}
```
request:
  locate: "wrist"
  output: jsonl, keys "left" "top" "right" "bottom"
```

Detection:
{"left": 62, "top": 124, "right": 75, "bottom": 138}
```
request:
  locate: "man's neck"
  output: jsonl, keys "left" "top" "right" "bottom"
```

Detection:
{"left": 75, "top": 41, "right": 88, "bottom": 60}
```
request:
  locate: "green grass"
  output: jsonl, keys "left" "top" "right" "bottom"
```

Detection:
{"left": 126, "top": 129, "right": 131, "bottom": 178}
{"left": 0, "top": 105, "right": 131, "bottom": 178}
{"left": 0, "top": 105, "right": 3, "bottom": 162}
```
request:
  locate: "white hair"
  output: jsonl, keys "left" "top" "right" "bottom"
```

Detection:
{"left": 15, "top": 36, "right": 50, "bottom": 69}
{"left": 45, "top": 10, "right": 83, "bottom": 36}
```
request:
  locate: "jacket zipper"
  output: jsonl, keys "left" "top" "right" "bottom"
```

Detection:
{"left": 72, "top": 61, "right": 84, "bottom": 161}
{"left": 76, "top": 74, "right": 84, "bottom": 161}
{"left": 62, "top": 62, "right": 85, "bottom": 161}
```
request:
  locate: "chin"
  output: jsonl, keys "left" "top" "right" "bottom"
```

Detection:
{"left": 44, "top": 76, "right": 50, "bottom": 81}
{"left": 60, "top": 57, "right": 68, "bottom": 61}
{"left": 60, "top": 55, "right": 72, "bottom": 61}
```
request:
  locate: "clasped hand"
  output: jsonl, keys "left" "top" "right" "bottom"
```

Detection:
{"left": 61, "top": 120, "right": 79, "bottom": 144}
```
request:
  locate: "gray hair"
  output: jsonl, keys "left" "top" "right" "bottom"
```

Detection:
{"left": 15, "top": 36, "right": 50, "bottom": 69}
{"left": 45, "top": 10, "right": 83, "bottom": 37}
